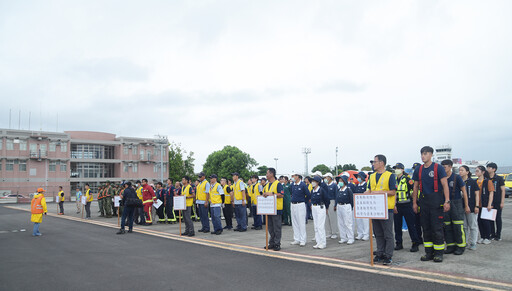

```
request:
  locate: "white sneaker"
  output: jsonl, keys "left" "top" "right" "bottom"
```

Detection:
{"left": 477, "top": 238, "right": 484, "bottom": 244}
{"left": 355, "top": 235, "right": 363, "bottom": 240}
{"left": 483, "top": 239, "right": 491, "bottom": 245}
{"left": 313, "top": 244, "right": 319, "bottom": 249}
{"left": 347, "top": 240, "right": 355, "bottom": 245}
{"left": 290, "top": 241, "right": 300, "bottom": 245}
{"left": 317, "top": 245, "right": 326, "bottom": 249}
{"left": 300, "top": 242, "right": 306, "bottom": 247}
{"left": 330, "top": 234, "right": 338, "bottom": 239}
{"left": 338, "top": 239, "right": 348, "bottom": 244}
{"left": 362, "top": 236, "right": 370, "bottom": 241}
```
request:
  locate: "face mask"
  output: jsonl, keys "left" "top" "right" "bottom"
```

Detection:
{"left": 324, "top": 179, "right": 328, "bottom": 183}
{"left": 338, "top": 182, "right": 344, "bottom": 187}
{"left": 394, "top": 169, "right": 403, "bottom": 176}
{"left": 357, "top": 178, "right": 362, "bottom": 183}
{"left": 312, "top": 182, "right": 318, "bottom": 187}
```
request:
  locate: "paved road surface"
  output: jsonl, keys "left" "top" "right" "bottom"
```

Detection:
{"left": 0, "top": 206, "right": 471, "bottom": 291}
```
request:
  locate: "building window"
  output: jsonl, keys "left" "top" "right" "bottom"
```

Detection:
{"left": 61, "top": 143, "right": 67, "bottom": 152}
{"left": 140, "top": 150, "right": 144, "bottom": 160}
{"left": 132, "top": 145, "right": 137, "bottom": 155}
{"left": 123, "top": 145, "right": 129, "bottom": 155}
{"left": 19, "top": 160, "right": 27, "bottom": 172}
{"left": 49, "top": 142, "right": 56, "bottom": 152}
{"left": 124, "top": 164, "right": 129, "bottom": 173}
{"left": 133, "top": 163, "right": 138, "bottom": 173}
{"left": 40, "top": 144, "right": 47, "bottom": 157}
{"left": 154, "top": 164, "right": 159, "bottom": 173}
{"left": 49, "top": 161, "right": 56, "bottom": 172}
{"left": 60, "top": 162, "right": 67, "bottom": 172}
{"left": 147, "top": 151, "right": 152, "bottom": 160}
{"left": 19, "top": 140, "right": 27, "bottom": 151}
{"left": 6, "top": 140, "right": 14, "bottom": 150}
{"left": 0, "top": 139, "right": 2, "bottom": 150}
{"left": 6, "top": 160, "right": 14, "bottom": 171}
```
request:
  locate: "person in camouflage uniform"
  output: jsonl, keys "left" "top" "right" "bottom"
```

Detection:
{"left": 103, "top": 181, "right": 114, "bottom": 218}
{"left": 98, "top": 185, "right": 105, "bottom": 217}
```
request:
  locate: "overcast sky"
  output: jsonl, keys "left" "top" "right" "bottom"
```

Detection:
{"left": 1, "top": 0, "right": 511, "bottom": 174}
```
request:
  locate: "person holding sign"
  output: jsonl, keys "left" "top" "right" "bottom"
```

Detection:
{"left": 412, "top": 146, "right": 450, "bottom": 263}
{"left": 209, "top": 174, "right": 224, "bottom": 235}
{"left": 475, "top": 166, "right": 494, "bottom": 245}
{"left": 181, "top": 176, "right": 196, "bottom": 237}
{"left": 232, "top": 173, "right": 248, "bottom": 232}
{"left": 289, "top": 174, "right": 310, "bottom": 246}
{"left": 365, "top": 154, "right": 397, "bottom": 265}
{"left": 310, "top": 176, "right": 329, "bottom": 249}
{"left": 155, "top": 182, "right": 167, "bottom": 224}
{"left": 262, "top": 168, "right": 284, "bottom": 251}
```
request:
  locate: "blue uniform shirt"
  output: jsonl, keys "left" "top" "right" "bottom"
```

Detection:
{"left": 310, "top": 186, "right": 330, "bottom": 209}
{"left": 353, "top": 182, "right": 367, "bottom": 194}
{"left": 290, "top": 181, "right": 311, "bottom": 203}
{"left": 335, "top": 186, "right": 353, "bottom": 207}
{"left": 412, "top": 163, "right": 447, "bottom": 194}
{"left": 447, "top": 172, "right": 465, "bottom": 200}
{"left": 326, "top": 182, "right": 338, "bottom": 200}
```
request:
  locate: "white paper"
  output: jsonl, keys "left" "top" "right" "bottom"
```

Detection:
{"left": 257, "top": 195, "right": 277, "bottom": 215}
{"left": 173, "top": 196, "right": 186, "bottom": 210}
{"left": 353, "top": 193, "right": 388, "bottom": 219}
{"left": 153, "top": 199, "right": 163, "bottom": 209}
{"left": 480, "top": 208, "right": 497, "bottom": 221}
{"left": 81, "top": 196, "right": 87, "bottom": 205}
{"left": 55, "top": 196, "right": 59, "bottom": 203}
{"left": 114, "top": 196, "right": 121, "bottom": 207}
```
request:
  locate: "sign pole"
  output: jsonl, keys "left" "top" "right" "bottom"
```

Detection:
{"left": 370, "top": 218, "right": 374, "bottom": 266}
{"left": 118, "top": 206, "right": 120, "bottom": 226}
{"left": 265, "top": 215, "right": 269, "bottom": 251}
{"left": 179, "top": 210, "right": 182, "bottom": 236}
{"left": 81, "top": 204, "right": 84, "bottom": 219}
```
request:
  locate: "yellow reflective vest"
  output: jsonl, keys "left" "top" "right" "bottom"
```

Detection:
{"left": 58, "top": 190, "right": 65, "bottom": 202}
{"left": 209, "top": 183, "right": 222, "bottom": 204}
{"left": 369, "top": 171, "right": 396, "bottom": 209}
{"left": 233, "top": 180, "right": 245, "bottom": 202}
{"left": 196, "top": 180, "right": 208, "bottom": 201}
{"left": 252, "top": 184, "right": 261, "bottom": 205}
{"left": 223, "top": 185, "right": 232, "bottom": 204}
{"left": 85, "top": 189, "right": 94, "bottom": 202}
{"left": 264, "top": 180, "right": 283, "bottom": 211}
{"left": 182, "top": 184, "right": 194, "bottom": 207}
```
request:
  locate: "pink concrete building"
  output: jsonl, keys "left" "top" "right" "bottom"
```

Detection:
{"left": 0, "top": 129, "right": 168, "bottom": 199}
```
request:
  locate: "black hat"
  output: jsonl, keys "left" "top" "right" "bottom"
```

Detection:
{"left": 393, "top": 163, "right": 405, "bottom": 169}
{"left": 313, "top": 176, "right": 322, "bottom": 183}
{"left": 198, "top": 172, "right": 205, "bottom": 177}
{"left": 357, "top": 172, "right": 367, "bottom": 180}
{"left": 412, "top": 163, "right": 421, "bottom": 169}
{"left": 209, "top": 174, "right": 218, "bottom": 179}
{"left": 231, "top": 172, "right": 240, "bottom": 176}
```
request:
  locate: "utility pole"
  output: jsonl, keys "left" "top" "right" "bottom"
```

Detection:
{"left": 274, "top": 158, "right": 278, "bottom": 173}
{"left": 335, "top": 146, "right": 339, "bottom": 176}
{"left": 302, "top": 147, "right": 311, "bottom": 176}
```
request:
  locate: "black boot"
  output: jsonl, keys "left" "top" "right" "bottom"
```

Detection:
{"left": 454, "top": 247, "right": 465, "bottom": 255}
{"left": 433, "top": 250, "right": 444, "bottom": 262}
{"left": 444, "top": 246, "right": 456, "bottom": 254}
{"left": 116, "top": 229, "right": 125, "bottom": 235}
{"left": 394, "top": 243, "right": 403, "bottom": 250}
{"left": 410, "top": 242, "right": 419, "bottom": 252}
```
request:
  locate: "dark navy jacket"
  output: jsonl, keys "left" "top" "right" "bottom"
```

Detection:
{"left": 291, "top": 181, "right": 311, "bottom": 203}
{"left": 335, "top": 186, "right": 353, "bottom": 208}
{"left": 353, "top": 182, "right": 368, "bottom": 194}
{"left": 326, "top": 182, "right": 338, "bottom": 201}
{"left": 310, "top": 186, "right": 330, "bottom": 209}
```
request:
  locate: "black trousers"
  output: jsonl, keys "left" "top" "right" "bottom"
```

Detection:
{"left": 491, "top": 208, "right": 503, "bottom": 239}
{"left": 223, "top": 204, "right": 233, "bottom": 228}
{"left": 134, "top": 206, "right": 145, "bottom": 224}
{"left": 420, "top": 199, "right": 445, "bottom": 256}
{"left": 85, "top": 202, "right": 91, "bottom": 218}
{"left": 58, "top": 201, "right": 64, "bottom": 214}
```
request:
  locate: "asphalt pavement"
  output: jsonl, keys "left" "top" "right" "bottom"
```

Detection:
{"left": 0, "top": 206, "right": 477, "bottom": 291}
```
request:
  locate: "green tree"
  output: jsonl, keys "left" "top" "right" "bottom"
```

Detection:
{"left": 332, "top": 163, "right": 358, "bottom": 174}
{"left": 202, "top": 146, "right": 258, "bottom": 181}
{"left": 257, "top": 165, "right": 268, "bottom": 176}
{"left": 360, "top": 166, "right": 372, "bottom": 171}
{"left": 168, "top": 142, "right": 196, "bottom": 183}
{"left": 311, "top": 164, "right": 331, "bottom": 175}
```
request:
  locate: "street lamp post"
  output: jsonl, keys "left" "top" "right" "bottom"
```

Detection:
{"left": 335, "top": 146, "right": 339, "bottom": 176}
{"left": 274, "top": 158, "right": 278, "bottom": 173}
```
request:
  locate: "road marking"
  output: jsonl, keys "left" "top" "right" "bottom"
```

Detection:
{"left": 4, "top": 205, "right": 511, "bottom": 291}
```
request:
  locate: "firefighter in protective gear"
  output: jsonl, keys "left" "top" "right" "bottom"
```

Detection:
{"left": 31, "top": 188, "right": 48, "bottom": 236}
{"left": 165, "top": 179, "right": 177, "bottom": 223}
{"left": 141, "top": 179, "right": 156, "bottom": 225}
{"left": 156, "top": 182, "right": 166, "bottom": 223}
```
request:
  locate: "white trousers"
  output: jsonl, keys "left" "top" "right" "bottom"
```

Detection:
{"left": 336, "top": 204, "right": 354, "bottom": 241}
{"left": 291, "top": 202, "right": 307, "bottom": 244}
{"left": 356, "top": 218, "right": 369, "bottom": 239}
{"left": 464, "top": 212, "right": 479, "bottom": 245}
{"left": 325, "top": 200, "right": 338, "bottom": 236}
{"left": 312, "top": 205, "right": 327, "bottom": 247}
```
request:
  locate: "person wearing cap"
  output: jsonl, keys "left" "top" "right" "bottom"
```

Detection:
{"left": 365, "top": 154, "right": 397, "bottom": 265}
{"left": 209, "top": 174, "right": 224, "bottom": 235}
{"left": 31, "top": 188, "right": 48, "bottom": 236}
{"left": 181, "top": 175, "right": 196, "bottom": 236}
{"left": 324, "top": 173, "right": 339, "bottom": 239}
{"left": 84, "top": 184, "right": 93, "bottom": 219}
{"left": 232, "top": 172, "right": 248, "bottom": 232}
{"left": 310, "top": 176, "right": 330, "bottom": 249}
{"left": 335, "top": 175, "right": 354, "bottom": 244}
{"left": 263, "top": 168, "right": 285, "bottom": 251}
{"left": 250, "top": 175, "right": 263, "bottom": 230}
{"left": 354, "top": 172, "right": 370, "bottom": 241}
{"left": 221, "top": 178, "right": 234, "bottom": 230}
{"left": 393, "top": 163, "right": 421, "bottom": 252}
{"left": 196, "top": 172, "right": 211, "bottom": 233}
{"left": 290, "top": 174, "right": 310, "bottom": 246}
{"left": 412, "top": 162, "right": 424, "bottom": 244}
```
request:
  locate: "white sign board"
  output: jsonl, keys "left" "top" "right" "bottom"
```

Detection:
{"left": 153, "top": 199, "right": 163, "bottom": 209}
{"left": 256, "top": 195, "right": 277, "bottom": 215}
{"left": 173, "top": 196, "right": 186, "bottom": 211}
{"left": 55, "top": 196, "right": 59, "bottom": 203}
{"left": 480, "top": 208, "right": 497, "bottom": 221}
{"left": 114, "top": 196, "right": 121, "bottom": 207}
{"left": 354, "top": 193, "right": 388, "bottom": 219}
{"left": 81, "top": 196, "right": 87, "bottom": 205}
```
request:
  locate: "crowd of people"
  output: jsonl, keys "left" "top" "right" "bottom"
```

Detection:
{"left": 30, "top": 146, "right": 506, "bottom": 265}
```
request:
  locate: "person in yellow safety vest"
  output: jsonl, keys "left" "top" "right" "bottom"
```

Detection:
{"left": 221, "top": 178, "right": 234, "bottom": 230}
{"left": 209, "top": 174, "right": 224, "bottom": 235}
{"left": 84, "top": 184, "right": 93, "bottom": 219}
{"left": 134, "top": 180, "right": 145, "bottom": 225}
{"left": 181, "top": 175, "right": 196, "bottom": 236}
{"left": 262, "top": 168, "right": 285, "bottom": 251}
{"left": 196, "top": 172, "right": 211, "bottom": 233}
{"left": 365, "top": 154, "right": 397, "bottom": 266}
{"left": 246, "top": 179, "right": 254, "bottom": 220}
{"left": 31, "top": 188, "right": 48, "bottom": 236}
{"left": 232, "top": 172, "right": 247, "bottom": 232}
{"left": 250, "top": 175, "right": 263, "bottom": 230}
{"left": 57, "top": 186, "right": 65, "bottom": 215}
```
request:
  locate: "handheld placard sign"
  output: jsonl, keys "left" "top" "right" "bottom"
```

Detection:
{"left": 173, "top": 196, "right": 187, "bottom": 236}
{"left": 257, "top": 196, "right": 277, "bottom": 251}
{"left": 354, "top": 193, "right": 388, "bottom": 266}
